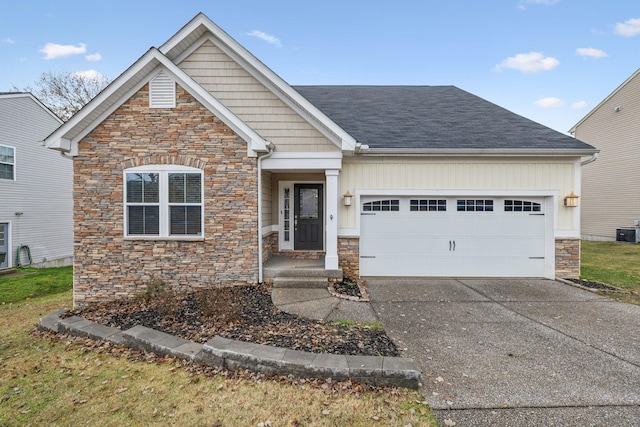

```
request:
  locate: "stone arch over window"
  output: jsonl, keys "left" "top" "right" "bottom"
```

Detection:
{"left": 120, "top": 154, "right": 208, "bottom": 171}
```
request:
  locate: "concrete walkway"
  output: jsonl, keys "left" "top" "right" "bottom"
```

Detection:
{"left": 271, "top": 286, "right": 379, "bottom": 323}
{"left": 366, "top": 278, "right": 640, "bottom": 426}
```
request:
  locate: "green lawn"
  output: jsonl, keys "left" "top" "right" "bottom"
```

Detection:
{"left": 0, "top": 266, "right": 72, "bottom": 304}
{"left": 0, "top": 266, "right": 437, "bottom": 426}
{"left": 581, "top": 240, "right": 640, "bottom": 304}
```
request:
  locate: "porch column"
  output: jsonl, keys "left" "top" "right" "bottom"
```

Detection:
{"left": 325, "top": 169, "right": 339, "bottom": 270}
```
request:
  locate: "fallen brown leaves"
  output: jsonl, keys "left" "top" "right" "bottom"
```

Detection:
{"left": 32, "top": 328, "right": 398, "bottom": 396}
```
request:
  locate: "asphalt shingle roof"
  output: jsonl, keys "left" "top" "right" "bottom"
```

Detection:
{"left": 293, "top": 85, "right": 595, "bottom": 151}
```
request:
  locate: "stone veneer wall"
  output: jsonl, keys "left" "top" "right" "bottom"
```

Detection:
{"left": 73, "top": 84, "right": 258, "bottom": 306}
{"left": 261, "top": 232, "right": 278, "bottom": 264}
{"left": 338, "top": 237, "right": 360, "bottom": 279}
{"left": 555, "top": 238, "right": 580, "bottom": 279}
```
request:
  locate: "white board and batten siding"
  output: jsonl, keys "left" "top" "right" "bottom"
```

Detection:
{"left": 0, "top": 94, "right": 73, "bottom": 268}
{"left": 178, "top": 40, "right": 339, "bottom": 153}
{"left": 339, "top": 159, "right": 578, "bottom": 232}
{"left": 338, "top": 158, "right": 581, "bottom": 279}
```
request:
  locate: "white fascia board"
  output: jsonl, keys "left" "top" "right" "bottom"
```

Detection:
{"left": 44, "top": 48, "right": 268, "bottom": 157}
{"left": 261, "top": 152, "right": 342, "bottom": 171}
{"left": 162, "top": 14, "right": 357, "bottom": 152}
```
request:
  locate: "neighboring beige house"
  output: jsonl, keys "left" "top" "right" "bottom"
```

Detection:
{"left": 44, "top": 13, "right": 596, "bottom": 306}
{"left": 570, "top": 68, "right": 640, "bottom": 241}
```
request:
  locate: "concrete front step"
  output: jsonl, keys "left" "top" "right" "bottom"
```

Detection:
{"left": 264, "top": 267, "right": 342, "bottom": 279}
{"left": 273, "top": 277, "right": 329, "bottom": 289}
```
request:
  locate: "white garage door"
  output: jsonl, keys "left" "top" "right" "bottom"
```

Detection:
{"left": 359, "top": 197, "right": 547, "bottom": 277}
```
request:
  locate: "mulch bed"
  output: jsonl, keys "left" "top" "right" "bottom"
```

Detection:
{"left": 67, "top": 285, "right": 399, "bottom": 357}
{"left": 332, "top": 279, "right": 362, "bottom": 298}
{"left": 564, "top": 278, "right": 624, "bottom": 292}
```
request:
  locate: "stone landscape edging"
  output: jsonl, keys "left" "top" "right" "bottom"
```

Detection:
{"left": 38, "top": 310, "right": 420, "bottom": 389}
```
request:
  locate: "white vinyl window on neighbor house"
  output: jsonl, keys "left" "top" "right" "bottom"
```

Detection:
{"left": 0, "top": 145, "right": 15, "bottom": 180}
{"left": 124, "top": 165, "right": 203, "bottom": 237}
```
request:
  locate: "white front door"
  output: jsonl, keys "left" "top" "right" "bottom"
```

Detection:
{"left": 359, "top": 197, "right": 548, "bottom": 277}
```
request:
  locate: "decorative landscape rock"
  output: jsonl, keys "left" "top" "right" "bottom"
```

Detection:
{"left": 39, "top": 310, "right": 421, "bottom": 389}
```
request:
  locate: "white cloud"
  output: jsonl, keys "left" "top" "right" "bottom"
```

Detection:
{"left": 39, "top": 42, "right": 87, "bottom": 59}
{"left": 2, "top": 37, "right": 14, "bottom": 44}
{"left": 615, "top": 18, "right": 640, "bottom": 37}
{"left": 245, "top": 30, "right": 282, "bottom": 47}
{"left": 576, "top": 47, "right": 608, "bottom": 59}
{"left": 571, "top": 101, "right": 589, "bottom": 109}
{"left": 85, "top": 53, "right": 102, "bottom": 62}
{"left": 71, "top": 69, "right": 108, "bottom": 82}
{"left": 535, "top": 97, "right": 565, "bottom": 108}
{"left": 495, "top": 52, "right": 560, "bottom": 73}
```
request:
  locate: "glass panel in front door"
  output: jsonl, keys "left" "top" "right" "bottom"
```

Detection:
{"left": 299, "top": 188, "right": 319, "bottom": 219}
{"left": 283, "top": 188, "right": 290, "bottom": 242}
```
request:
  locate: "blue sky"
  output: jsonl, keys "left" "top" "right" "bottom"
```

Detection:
{"left": 1, "top": 0, "right": 638, "bottom": 134}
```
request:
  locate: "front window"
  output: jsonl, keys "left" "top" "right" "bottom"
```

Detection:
{"left": 125, "top": 166, "right": 203, "bottom": 237}
{"left": 0, "top": 145, "right": 15, "bottom": 180}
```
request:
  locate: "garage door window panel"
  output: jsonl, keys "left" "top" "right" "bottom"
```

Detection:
{"left": 457, "top": 199, "right": 494, "bottom": 212}
{"left": 363, "top": 199, "right": 400, "bottom": 212}
{"left": 410, "top": 199, "right": 446, "bottom": 212}
{"left": 504, "top": 200, "right": 541, "bottom": 212}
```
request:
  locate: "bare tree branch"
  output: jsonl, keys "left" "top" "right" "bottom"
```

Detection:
{"left": 16, "top": 71, "right": 110, "bottom": 121}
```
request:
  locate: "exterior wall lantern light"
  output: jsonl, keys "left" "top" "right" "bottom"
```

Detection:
{"left": 564, "top": 192, "right": 579, "bottom": 207}
{"left": 343, "top": 191, "right": 353, "bottom": 206}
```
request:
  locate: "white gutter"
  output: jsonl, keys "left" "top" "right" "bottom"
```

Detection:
{"left": 581, "top": 152, "right": 599, "bottom": 166}
{"left": 257, "top": 142, "right": 275, "bottom": 283}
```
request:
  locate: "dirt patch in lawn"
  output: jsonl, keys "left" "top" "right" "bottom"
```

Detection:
{"left": 66, "top": 285, "right": 399, "bottom": 357}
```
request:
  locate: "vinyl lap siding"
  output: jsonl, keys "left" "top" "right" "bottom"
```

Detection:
{"left": 0, "top": 95, "right": 73, "bottom": 266}
{"left": 261, "top": 170, "right": 272, "bottom": 228}
{"left": 339, "top": 159, "right": 577, "bottom": 231}
{"left": 574, "top": 73, "right": 640, "bottom": 240}
{"left": 179, "top": 41, "right": 338, "bottom": 152}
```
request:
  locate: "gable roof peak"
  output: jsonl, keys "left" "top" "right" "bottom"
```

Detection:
{"left": 159, "top": 13, "right": 357, "bottom": 152}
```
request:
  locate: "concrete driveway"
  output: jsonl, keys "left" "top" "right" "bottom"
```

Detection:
{"left": 367, "top": 278, "right": 640, "bottom": 426}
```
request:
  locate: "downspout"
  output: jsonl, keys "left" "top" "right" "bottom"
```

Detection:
{"left": 257, "top": 141, "right": 275, "bottom": 284}
{"left": 581, "top": 152, "right": 598, "bottom": 166}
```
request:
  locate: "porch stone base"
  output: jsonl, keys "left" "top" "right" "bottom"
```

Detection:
{"left": 555, "top": 238, "right": 580, "bottom": 279}
{"left": 280, "top": 251, "right": 325, "bottom": 260}
{"left": 263, "top": 232, "right": 325, "bottom": 260}
{"left": 262, "top": 232, "right": 278, "bottom": 264}
{"left": 338, "top": 237, "right": 360, "bottom": 279}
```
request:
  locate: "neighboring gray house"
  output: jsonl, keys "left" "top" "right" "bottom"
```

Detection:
{"left": 570, "top": 68, "right": 640, "bottom": 241}
{"left": 0, "top": 93, "right": 73, "bottom": 268}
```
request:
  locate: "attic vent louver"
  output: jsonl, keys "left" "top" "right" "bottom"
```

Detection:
{"left": 149, "top": 70, "right": 176, "bottom": 108}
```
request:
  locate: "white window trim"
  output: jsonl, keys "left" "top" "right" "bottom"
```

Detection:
{"left": 0, "top": 144, "right": 16, "bottom": 181}
{"left": 123, "top": 165, "right": 204, "bottom": 239}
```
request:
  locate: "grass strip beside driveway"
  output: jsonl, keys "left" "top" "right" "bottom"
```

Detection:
{"left": 581, "top": 240, "right": 640, "bottom": 305}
